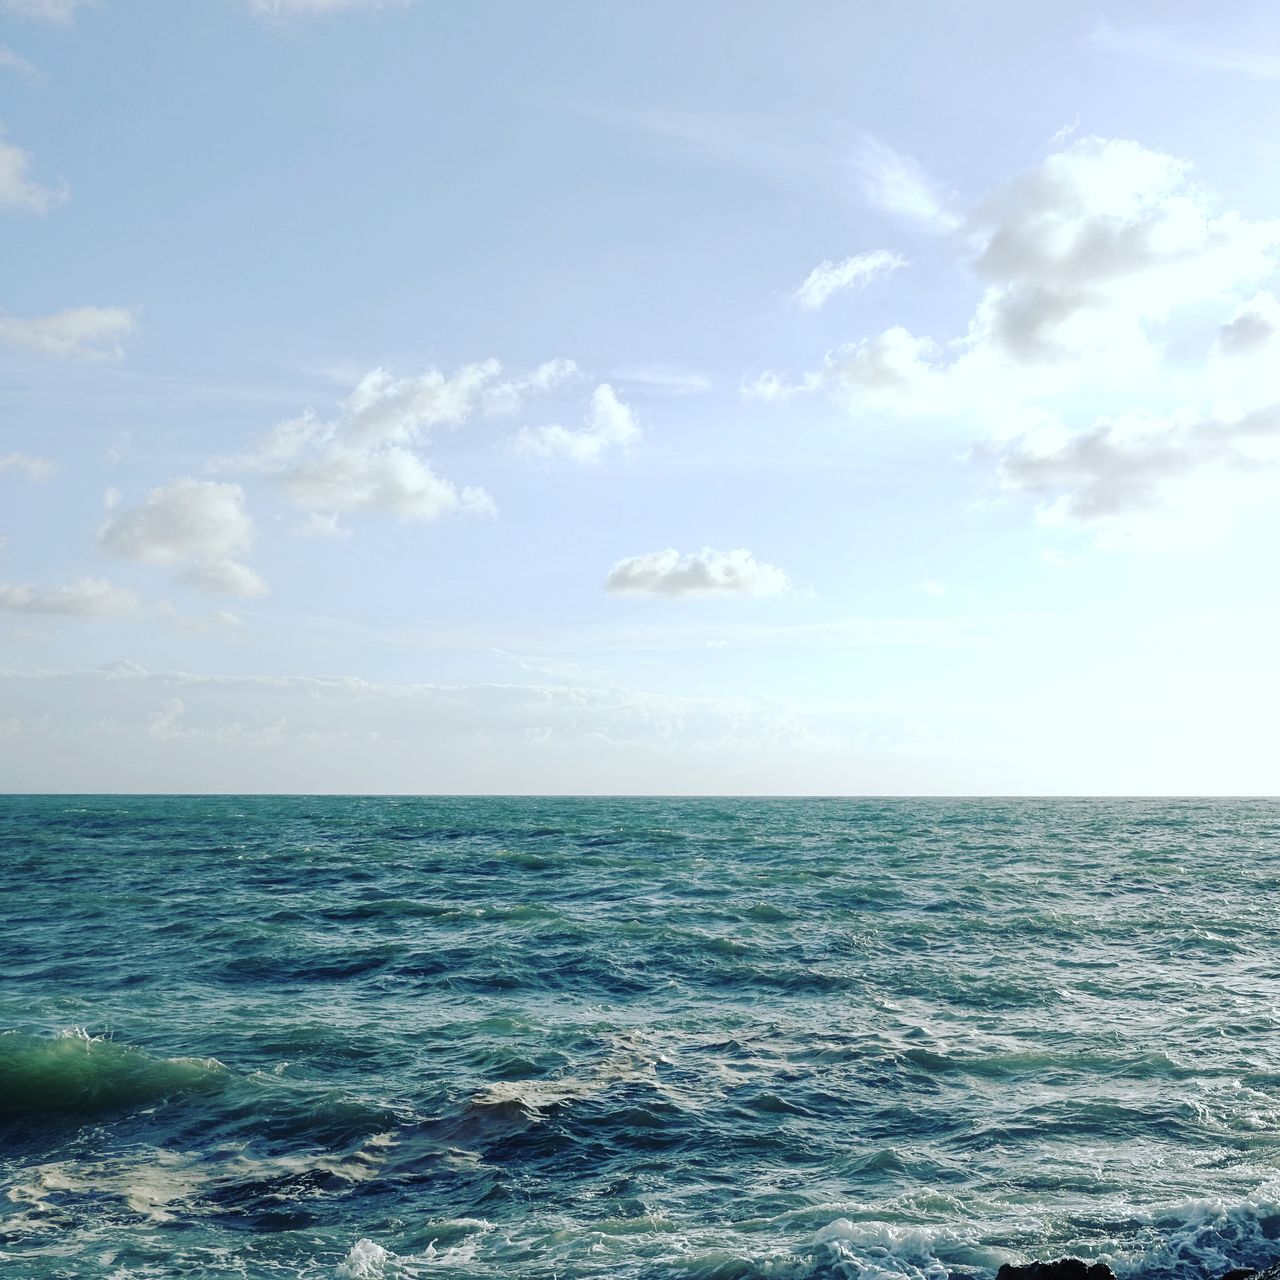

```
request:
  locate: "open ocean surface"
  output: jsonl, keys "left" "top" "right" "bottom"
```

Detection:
{"left": 4, "top": 796, "right": 1280, "bottom": 1280}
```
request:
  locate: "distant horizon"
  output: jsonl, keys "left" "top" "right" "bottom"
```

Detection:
{"left": 5, "top": 791, "right": 1276, "bottom": 800}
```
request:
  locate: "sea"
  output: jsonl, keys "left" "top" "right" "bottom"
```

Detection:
{"left": 3, "top": 795, "right": 1280, "bottom": 1280}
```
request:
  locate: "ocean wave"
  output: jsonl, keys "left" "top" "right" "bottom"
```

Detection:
{"left": 1109, "top": 1188, "right": 1280, "bottom": 1279}
{"left": 0, "top": 1028, "right": 228, "bottom": 1120}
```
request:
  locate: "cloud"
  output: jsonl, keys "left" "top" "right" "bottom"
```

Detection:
{"left": 176, "top": 558, "right": 269, "bottom": 599}
{"left": 0, "top": 577, "right": 138, "bottom": 617}
{"left": 746, "top": 326, "right": 947, "bottom": 412}
{"left": 98, "top": 481, "right": 268, "bottom": 597}
{"left": 794, "top": 249, "right": 906, "bottom": 311}
{"left": 606, "top": 547, "right": 790, "bottom": 599}
{"left": 277, "top": 442, "right": 494, "bottom": 521}
{"left": 1217, "top": 292, "right": 1280, "bottom": 356}
{"left": 158, "top": 604, "right": 245, "bottom": 633}
{"left": 1092, "top": 21, "right": 1280, "bottom": 80}
{"left": 770, "top": 136, "right": 1280, "bottom": 406}
{"left": 0, "top": 305, "right": 136, "bottom": 359}
{"left": 0, "top": 662, "right": 834, "bottom": 792}
{"left": 0, "top": 452, "right": 54, "bottom": 481}
{"left": 0, "top": 131, "right": 67, "bottom": 212}
{"left": 482, "top": 358, "right": 577, "bottom": 414}
{"left": 740, "top": 370, "right": 792, "bottom": 402}
{"left": 966, "top": 137, "right": 1279, "bottom": 363}
{"left": 757, "top": 135, "right": 1280, "bottom": 547}
{"left": 514, "top": 383, "right": 640, "bottom": 464}
{"left": 97, "top": 479, "right": 269, "bottom": 598}
{"left": 247, "top": 0, "right": 410, "bottom": 15}
{"left": 230, "top": 359, "right": 568, "bottom": 523}
{"left": 0, "top": 0, "right": 92, "bottom": 21}
{"left": 0, "top": 45, "right": 37, "bottom": 77}
{"left": 853, "top": 137, "right": 958, "bottom": 233}
{"left": 991, "top": 404, "right": 1280, "bottom": 543}
{"left": 811, "top": 326, "right": 944, "bottom": 403}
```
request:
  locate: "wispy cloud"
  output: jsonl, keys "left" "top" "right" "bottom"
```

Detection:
{"left": 852, "top": 136, "right": 958, "bottom": 233}
{"left": 1092, "top": 20, "right": 1280, "bottom": 79}
{"left": 0, "top": 306, "right": 136, "bottom": 359}
{"left": 0, "top": 452, "right": 55, "bottom": 482}
{"left": 794, "top": 249, "right": 907, "bottom": 311}
{"left": 0, "top": 577, "right": 138, "bottom": 617}
{"left": 0, "top": 131, "right": 67, "bottom": 213}
{"left": 0, "top": 44, "right": 37, "bottom": 77}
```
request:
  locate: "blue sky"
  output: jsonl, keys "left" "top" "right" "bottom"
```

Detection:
{"left": 3, "top": 0, "right": 1280, "bottom": 792}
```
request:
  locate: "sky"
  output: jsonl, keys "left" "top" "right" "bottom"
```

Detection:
{"left": 3, "top": 0, "right": 1280, "bottom": 794}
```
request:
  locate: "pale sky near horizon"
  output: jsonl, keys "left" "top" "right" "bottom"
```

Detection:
{"left": 3, "top": 0, "right": 1280, "bottom": 794}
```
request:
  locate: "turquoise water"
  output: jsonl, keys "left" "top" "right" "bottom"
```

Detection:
{"left": 4, "top": 796, "right": 1280, "bottom": 1280}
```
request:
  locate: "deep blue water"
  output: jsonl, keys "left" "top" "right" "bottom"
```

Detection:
{"left": 3, "top": 796, "right": 1280, "bottom": 1279}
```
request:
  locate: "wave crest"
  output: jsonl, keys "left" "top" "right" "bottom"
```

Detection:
{"left": 0, "top": 1028, "right": 228, "bottom": 1119}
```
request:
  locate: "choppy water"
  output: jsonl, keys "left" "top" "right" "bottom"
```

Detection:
{"left": 3, "top": 797, "right": 1280, "bottom": 1280}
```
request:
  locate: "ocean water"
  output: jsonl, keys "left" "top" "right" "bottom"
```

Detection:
{"left": 4, "top": 797, "right": 1280, "bottom": 1280}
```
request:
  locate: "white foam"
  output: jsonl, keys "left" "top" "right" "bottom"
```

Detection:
{"left": 336, "top": 1238, "right": 392, "bottom": 1278}
{"left": 1106, "top": 1184, "right": 1280, "bottom": 1278}
{"left": 809, "top": 1217, "right": 1016, "bottom": 1280}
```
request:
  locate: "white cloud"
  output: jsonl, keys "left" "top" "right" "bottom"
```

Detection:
{"left": 0, "top": 452, "right": 54, "bottom": 481}
{"left": 746, "top": 326, "right": 949, "bottom": 412}
{"left": 515, "top": 383, "right": 640, "bottom": 464}
{"left": 0, "top": 662, "right": 834, "bottom": 792}
{"left": 759, "top": 135, "right": 1280, "bottom": 547}
{"left": 98, "top": 480, "right": 265, "bottom": 595}
{"left": 0, "top": 0, "right": 92, "bottom": 21}
{"left": 1092, "top": 21, "right": 1280, "bottom": 80}
{"left": 230, "top": 359, "right": 567, "bottom": 523}
{"left": 1048, "top": 116, "right": 1081, "bottom": 148}
{"left": 740, "top": 370, "right": 792, "bottom": 402}
{"left": 0, "top": 45, "right": 37, "bottom": 77}
{"left": 158, "top": 603, "right": 244, "bottom": 633}
{"left": 326, "top": 360, "right": 501, "bottom": 445}
{"left": 1217, "top": 291, "right": 1280, "bottom": 356}
{"left": 812, "top": 326, "right": 945, "bottom": 405}
{"left": 770, "top": 137, "right": 1280, "bottom": 407}
{"left": 282, "top": 442, "right": 494, "bottom": 521}
{"left": 177, "top": 558, "right": 269, "bottom": 599}
{"left": 0, "top": 306, "right": 136, "bottom": 359}
{"left": 606, "top": 547, "right": 790, "bottom": 599}
{"left": 0, "top": 577, "right": 138, "bottom": 617}
{"left": 853, "top": 137, "right": 958, "bottom": 233}
{"left": 992, "top": 404, "right": 1280, "bottom": 546}
{"left": 966, "top": 137, "right": 1280, "bottom": 364}
{"left": 795, "top": 249, "right": 906, "bottom": 311}
{"left": 482, "top": 358, "right": 577, "bottom": 414}
{"left": 0, "top": 131, "right": 66, "bottom": 212}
